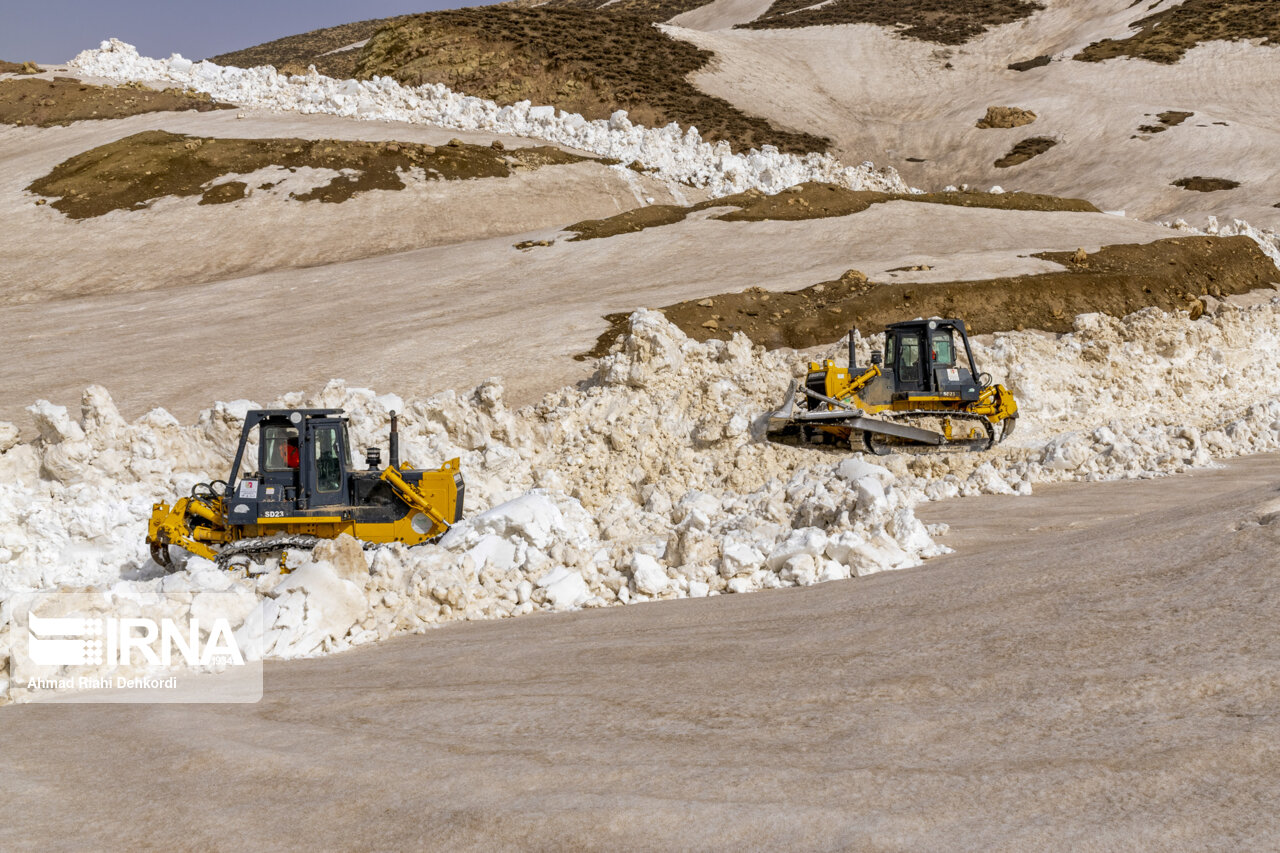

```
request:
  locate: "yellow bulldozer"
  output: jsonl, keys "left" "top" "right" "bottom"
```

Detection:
{"left": 768, "top": 318, "right": 1018, "bottom": 454}
{"left": 148, "top": 409, "right": 463, "bottom": 569}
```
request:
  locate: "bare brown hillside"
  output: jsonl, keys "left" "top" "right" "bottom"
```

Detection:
{"left": 740, "top": 0, "right": 1042, "bottom": 42}
{"left": 1077, "top": 0, "right": 1280, "bottom": 64}
{"left": 210, "top": 6, "right": 827, "bottom": 154}
{"left": 209, "top": 17, "right": 404, "bottom": 78}
{"left": 542, "top": 0, "right": 711, "bottom": 22}
{"left": 352, "top": 8, "right": 827, "bottom": 154}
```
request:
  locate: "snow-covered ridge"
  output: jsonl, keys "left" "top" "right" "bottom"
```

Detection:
{"left": 56, "top": 40, "right": 1280, "bottom": 265}
{"left": 68, "top": 39, "right": 907, "bottom": 198}
{"left": 4, "top": 299, "right": 1280, "bottom": 701}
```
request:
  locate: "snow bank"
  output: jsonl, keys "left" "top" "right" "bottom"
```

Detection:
{"left": 67, "top": 39, "right": 905, "bottom": 198}
{"left": 4, "top": 299, "right": 1280, "bottom": 700}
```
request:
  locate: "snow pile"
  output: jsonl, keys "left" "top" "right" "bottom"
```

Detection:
{"left": 4, "top": 299, "right": 1280, "bottom": 700}
{"left": 67, "top": 39, "right": 906, "bottom": 198}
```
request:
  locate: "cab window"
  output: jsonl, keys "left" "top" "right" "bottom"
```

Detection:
{"left": 898, "top": 334, "right": 921, "bottom": 380}
{"left": 884, "top": 336, "right": 896, "bottom": 367}
{"left": 314, "top": 426, "right": 343, "bottom": 493}
{"left": 930, "top": 329, "right": 956, "bottom": 365}
{"left": 262, "top": 426, "right": 299, "bottom": 472}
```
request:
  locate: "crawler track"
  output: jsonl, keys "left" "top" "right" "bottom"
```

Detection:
{"left": 864, "top": 411, "right": 995, "bottom": 455}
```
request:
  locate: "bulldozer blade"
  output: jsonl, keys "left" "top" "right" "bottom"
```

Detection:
{"left": 780, "top": 409, "right": 945, "bottom": 445}
{"left": 766, "top": 378, "right": 946, "bottom": 446}
{"left": 848, "top": 416, "right": 945, "bottom": 445}
{"left": 767, "top": 379, "right": 798, "bottom": 434}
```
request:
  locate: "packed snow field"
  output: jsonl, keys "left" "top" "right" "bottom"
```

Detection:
{"left": 4, "top": 298, "right": 1280, "bottom": 702}
{"left": 69, "top": 40, "right": 905, "bottom": 198}
{"left": 5, "top": 35, "right": 1279, "bottom": 705}
{"left": 673, "top": 0, "right": 1280, "bottom": 226}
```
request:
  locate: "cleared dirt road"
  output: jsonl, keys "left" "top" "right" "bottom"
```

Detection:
{"left": 3, "top": 455, "right": 1278, "bottom": 850}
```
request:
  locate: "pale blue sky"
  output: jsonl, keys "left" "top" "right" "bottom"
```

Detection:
{"left": 3, "top": 1, "right": 498, "bottom": 64}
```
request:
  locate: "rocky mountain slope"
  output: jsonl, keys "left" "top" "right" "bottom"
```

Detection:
{"left": 210, "top": 0, "right": 1280, "bottom": 226}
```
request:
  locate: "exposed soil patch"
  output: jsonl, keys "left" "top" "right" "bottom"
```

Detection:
{"left": 566, "top": 204, "right": 692, "bottom": 240}
{"left": 198, "top": 181, "right": 248, "bottom": 205}
{"left": 976, "top": 106, "right": 1036, "bottom": 129}
{"left": 994, "top": 136, "right": 1057, "bottom": 168}
{"left": 1008, "top": 54, "right": 1051, "bottom": 71}
{"left": 1172, "top": 176, "right": 1241, "bottom": 192}
{"left": 0, "top": 78, "right": 230, "bottom": 127}
{"left": 353, "top": 8, "right": 827, "bottom": 154}
{"left": 1076, "top": 0, "right": 1280, "bottom": 64}
{"left": 210, "top": 17, "right": 407, "bottom": 79}
{"left": 1138, "top": 109, "right": 1194, "bottom": 133}
{"left": 26, "top": 131, "right": 590, "bottom": 219}
{"left": 740, "top": 0, "right": 1043, "bottom": 44}
{"left": 1158, "top": 110, "right": 1194, "bottom": 127}
{"left": 585, "top": 236, "right": 1280, "bottom": 354}
{"left": 559, "top": 182, "right": 1097, "bottom": 242}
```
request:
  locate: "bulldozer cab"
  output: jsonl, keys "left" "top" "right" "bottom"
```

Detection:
{"left": 882, "top": 319, "right": 982, "bottom": 402}
{"left": 147, "top": 407, "right": 465, "bottom": 568}
{"left": 224, "top": 409, "right": 354, "bottom": 525}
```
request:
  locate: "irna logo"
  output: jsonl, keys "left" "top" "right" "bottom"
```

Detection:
{"left": 27, "top": 611, "right": 244, "bottom": 668}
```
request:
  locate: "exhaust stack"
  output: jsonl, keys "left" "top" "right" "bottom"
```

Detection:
{"left": 848, "top": 327, "right": 858, "bottom": 371}
{"left": 389, "top": 411, "right": 400, "bottom": 469}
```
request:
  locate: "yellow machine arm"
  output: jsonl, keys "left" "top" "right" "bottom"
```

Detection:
{"left": 812, "top": 360, "right": 882, "bottom": 405}
{"left": 972, "top": 382, "right": 1019, "bottom": 424}
{"left": 380, "top": 459, "right": 460, "bottom": 539}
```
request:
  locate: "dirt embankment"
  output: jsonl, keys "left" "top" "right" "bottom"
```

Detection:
{"left": 0, "top": 60, "right": 39, "bottom": 75}
{"left": 1076, "top": 0, "right": 1280, "bottom": 64}
{"left": 586, "top": 236, "right": 1280, "bottom": 354}
{"left": 0, "top": 78, "right": 230, "bottom": 127}
{"left": 558, "top": 182, "right": 1098, "bottom": 243}
{"left": 739, "top": 0, "right": 1042, "bottom": 42}
{"left": 26, "top": 131, "right": 589, "bottom": 219}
